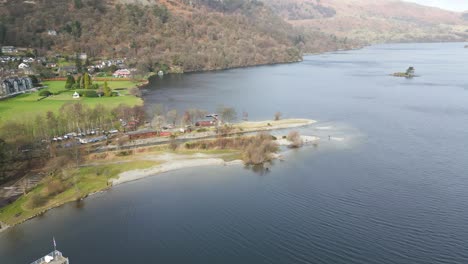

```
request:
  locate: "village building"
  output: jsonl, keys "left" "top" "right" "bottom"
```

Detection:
{"left": 195, "top": 120, "right": 216, "bottom": 127}
{"left": 22, "top": 57, "right": 35, "bottom": 63}
{"left": 47, "top": 29, "right": 57, "bottom": 36}
{"left": 79, "top": 53, "right": 87, "bottom": 60}
{"left": 0, "top": 77, "right": 34, "bottom": 97}
{"left": 18, "top": 63, "right": 29, "bottom": 69}
{"left": 58, "top": 65, "right": 77, "bottom": 76}
{"left": 112, "top": 69, "right": 131, "bottom": 78}
{"left": 1, "top": 46, "right": 16, "bottom": 53}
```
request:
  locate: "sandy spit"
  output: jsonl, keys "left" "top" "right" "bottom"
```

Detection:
{"left": 112, "top": 158, "right": 243, "bottom": 185}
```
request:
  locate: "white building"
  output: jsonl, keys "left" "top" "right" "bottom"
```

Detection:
{"left": 18, "top": 63, "right": 29, "bottom": 69}
{"left": 47, "top": 30, "right": 57, "bottom": 36}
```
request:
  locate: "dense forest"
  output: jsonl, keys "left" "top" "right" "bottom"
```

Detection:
{"left": 0, "top": 0, "right": 353, "bottom": 72}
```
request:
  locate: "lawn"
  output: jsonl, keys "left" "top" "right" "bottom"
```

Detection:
{"left": 0, "top": 80, "right": 143, "bottom": 124}
{"left": 0, "top": 160, "right": 157, "bottom": 226}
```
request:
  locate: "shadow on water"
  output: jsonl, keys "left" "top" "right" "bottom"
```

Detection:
{"left": 244, "top": 163, "right": 274, "bottom": 176}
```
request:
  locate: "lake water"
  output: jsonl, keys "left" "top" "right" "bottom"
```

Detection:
{"left": 1, "top": 43, "right": 468, "bottom": 263}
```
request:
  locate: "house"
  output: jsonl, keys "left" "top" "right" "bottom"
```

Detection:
{"left": 18, "top": 63, "right": 29, "bottom": 69}
{"left": 127, "top": 129, "right": 158, "bottom": 140}
{"left": 1, "top": 77, "right": 33, "bottom": 97}
{"left": 195, "top": 120, "right": 215, "bottom": 127}
{"left": 23, "top": 57, "right": 34, "bottom": 63}
{"left": 58, "top": 65, "right": 77, "bottom": 75}
{"left": 1, "top": 46, "right": 16, "bottom": 53}
{"left": 46, "top": 63, "right": 57, "bottom": 68}
{"left": 47, "top": 29, "right": 57, "bottom": 36}
{"left": 79, "top": 53, "right": 87, "bottom": 60}
{"left": 112, "top": 69, "right": 131, "bottom": 78}
{"left": 159, "top": 131, "right": 172, "bottom": 137}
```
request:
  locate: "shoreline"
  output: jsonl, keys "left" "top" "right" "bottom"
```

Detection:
{"left": 112, "top": 158, "right": 244, "bottom": 186}
{"left": 0, "top": 119, "right": 318, "bottom": 231}
{"left": 113, "top": 134, "right": 319, "bottom": 186}
{"left": 100, "top": 118, "right": 316, "bottom": 152}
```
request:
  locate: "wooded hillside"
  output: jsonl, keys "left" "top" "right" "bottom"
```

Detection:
{"left": 264, "top": 0, "right": 468, "bottom": 45}
{"left": 0, "top": 0, "right": 361, "bottom": 72}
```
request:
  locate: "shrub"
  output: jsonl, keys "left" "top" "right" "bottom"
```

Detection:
{"left": 169, "top": 139, "right": 179, "bottom": 151}
{"left": 30, "top": 193, "right": 47, "bottom": 208}
{"left": 116, "top": 150, "right": 133, "bottom": 156}
{"left": 81, "top": 90, "right": 98, "bottom": 97}
{"left": 274, "top": 112, "right": 282, "bottom": 121}
{"left": 39, "top": 90, "right": 52, "bottom": 97}
{"left": 46, "top": 179, "right": 68, "bottom": 196}
{"left": 287, "top": 131, "right": 303, "bottom": 148}
{"left": 129, "top": 87, "right": 142, "bottom": 97}
{"left": 242, "top": 133, "right": 279, "bottom": 165}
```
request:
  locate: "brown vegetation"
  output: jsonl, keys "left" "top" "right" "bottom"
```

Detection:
{"left": 0, "top": 102, "right": 146, "bottom": 185}
{"left": 274, "top": 112, "right": 282, "bottom": 121}
{"left": 268, "top": 0, "right": 468, "bottom": 46}
{"left": 184, "top": 132, "right": 279, "bottom": 165}
{"left": 0, "top": 0, "right": 303, "bottom": 72}
{"left": 243, "top": 133, "right": 279, "bottom": 165}
{"left": 287, "top": 130, "right": 303, "bottom": 148}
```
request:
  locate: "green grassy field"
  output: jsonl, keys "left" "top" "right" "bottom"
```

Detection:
{"left": 0, "top": 80, "right": 143, "bottom": 124}
{"left": 0, "top": 160, "right": 157, "bottom": 226}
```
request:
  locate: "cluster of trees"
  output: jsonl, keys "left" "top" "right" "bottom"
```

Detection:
{"left": 0, "top": 102, "right": 149, "bottom": 184}
{"left": 65, "top": 73, "right": 93, "bottom": 90}
{"left": 184, "top": 132, "right": 279, "bottom": 165}
{"left": 65, "top": 74, "right": 112, "bottom": 96}
{"left": 148, "top": 105, "right": 238, "bottom": 130}
{"left": 266, "top": 0, "right": 336, "bottom": 20}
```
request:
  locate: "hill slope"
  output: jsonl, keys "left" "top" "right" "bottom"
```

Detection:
{"left": 0, "top": 0, "right": 306, "bottom": 72}
{"left": 264, "top": 0, "right": 468, "bottom": 46}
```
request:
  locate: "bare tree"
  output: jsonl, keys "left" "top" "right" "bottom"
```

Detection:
{"left": 151, "top": 115, "right": 165, "bottom": 130}
{"left": 287, "top": 131, "right": 303, "bottom": 148}
{"left": 129, "top": 87, "right": 142, "bottom": 97}
{"left": 166, "top": 109, "right": 179, "bottom": 126}
{"left": 217, "top": 106, "right": 237, "bottom": 123}
{"left": 188, "top": 108, "right": 207, "bottom": 124}
{"left": 243, "top": 133, "right": 279, "bottom": 165}
{"left": 274, "top": 112, "right": 282, "bottom": 121}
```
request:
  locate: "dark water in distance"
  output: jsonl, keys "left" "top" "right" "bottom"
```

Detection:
{"left": 1, "top": 43, "right": 468, "bottom": 263}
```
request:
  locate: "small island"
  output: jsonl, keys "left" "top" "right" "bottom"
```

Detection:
{"left": 392, "top": 66, "right": 416, "bottom": 78}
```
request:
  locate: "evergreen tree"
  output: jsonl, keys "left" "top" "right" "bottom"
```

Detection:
{"left": 75, "top": 54, "right": 82, "bottom": 73}
{"left": 65, "top": 75, "right": 76, "bottom": 89}
{"left": 76, "top": 75, "right": 82, "bottom": 88}
{"left": 83, "top": 73, "right": 91, "bottom": 89}
{"left": 103, "top": 81, "right": 112, "bottom": 97}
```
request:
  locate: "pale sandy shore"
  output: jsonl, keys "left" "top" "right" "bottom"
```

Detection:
{"left": 112, "top": 158, "right": 243, "bottom": 185}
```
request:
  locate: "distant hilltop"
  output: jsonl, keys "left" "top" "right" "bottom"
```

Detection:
{"left": 263, "top": 0, "right": 468, "bottom": 45}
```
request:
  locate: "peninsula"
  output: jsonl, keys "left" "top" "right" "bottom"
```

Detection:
{"left": 0, "top": 117, "right": 317, "bottom": 229}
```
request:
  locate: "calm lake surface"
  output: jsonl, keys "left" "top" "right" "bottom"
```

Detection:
{"left": 1, "top": 43, "right": 468, "bottom": 263}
